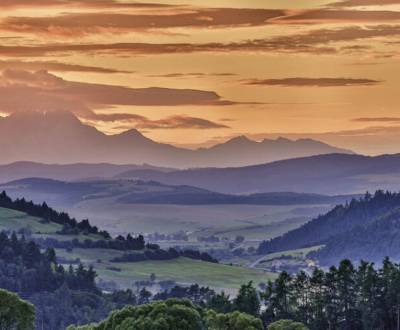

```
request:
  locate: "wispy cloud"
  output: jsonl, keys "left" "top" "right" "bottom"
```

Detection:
{"left": 147, "top": 72, "right": 237, "bottom": 79}
{"left": 0, "top": 8, "right": 286, "bottom": 36}
{"left": 242, "top": 77, "right": 381, "bottom": 87}
{"left": 0, "top": 0, "right": 172, "bottom": 9}
{"left": 0, "top": 60, "right": 128, "bottom": 73}
{"left": 86, "top": 113, "right": 229, "bottom": 130}
{"left": 328, "top": 0, "right": 400, "bottom": 7}
{"left": 280, "top": 9, "right": 400, "bottom": 24}
{"left": 353, "top": 117, "right": 400, "bottom": 122}
{"left": 1, "top": 25, "right": 398, "bottom": 57}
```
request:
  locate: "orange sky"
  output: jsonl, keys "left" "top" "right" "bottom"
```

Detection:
{"left": 1, "top": 0, "right": 400, "bottom": 154}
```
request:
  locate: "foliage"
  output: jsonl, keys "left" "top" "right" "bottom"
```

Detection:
{"left": 0, "top": 289, "right": 35, "bottom": 330}
{"left": 206, "top": 310, "right": 263, "bottom": 330}
{"left": 0, "top": 231, "right": 136, "bottom": 330}
{"left": 262, "top": 258, "right": 400, "bottom": 330}
{"left": 68, "top": 298, "right": 263, "bottom": 330}
{"left": 111, "top": 247, "right": 218, "bottom": 263}
{"left": 234, "top": 281, "right": 260, "bottom": 317}
{"left": 268, "top": 319, "right": 308, "bottom": 330}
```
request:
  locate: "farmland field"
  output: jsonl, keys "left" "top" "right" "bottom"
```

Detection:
{"left": 55, "top": 247, "right": 275, "bottom": 291}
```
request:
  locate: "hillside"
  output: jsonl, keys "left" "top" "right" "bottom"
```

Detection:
{"left": 0, "top": 111, "right": 352, "bottom": 168}
{"left": 0, "top": 194, "right": 274, "bottom": 291}
{"left": 0, "top": 178, "right": 356, "bottom": 208}
{"left": 258, "top": 191, "right": 400, "bottom": 265}
{"left": 117, "top": 153, "right": 400, "bottom": 195}
{"left": 311, "top": 208, "right": 400, "bottom": 265}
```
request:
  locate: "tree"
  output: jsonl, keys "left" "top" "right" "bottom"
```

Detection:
{"left": 206, "top": 310, "right": 263, "bottom": 330}
{"left": 268, "top": 319, "right": 308, "bottom": 330}
{"left": 207, "top": 291, "right": 232, "bottom": 313}
{"left": 234, "top": 282, "right": 260, "bottom": 317}
{"left": 0, "top": 289, "right": 35, "bottom": 330}
{"left": 68, "top": 299, "right": 204, "bottom": 330}
{"left": 68, "top": 298, "right": 264, "bottom": 330}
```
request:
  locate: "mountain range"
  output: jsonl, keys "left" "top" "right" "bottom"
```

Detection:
{"left": 0, "top": 177, "right": 356, "bottom": 208}
{"left": 0, "top": 111, "right": 352, "bottom": 168}
{"left": 116, "top": 153, "right": 400, "bottom": 195}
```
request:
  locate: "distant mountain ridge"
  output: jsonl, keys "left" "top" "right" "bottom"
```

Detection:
{"left": 0, "top": 177, "right": 357, "bottom": 208}
{"left": 117, "top": 153, "right": 400, "bottom": 195}
{"left": 0, "top": 111, "right": 352, "bottom": 167}
{"left": 0, "top": 161, "right": 174, "bottom": 184}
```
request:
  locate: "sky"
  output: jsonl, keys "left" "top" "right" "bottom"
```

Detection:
{"left": 1, "top": 0, "right": 400, "bottom": 154}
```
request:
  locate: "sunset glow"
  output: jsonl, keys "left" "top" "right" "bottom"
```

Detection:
{"left": 1, "top": 0, "right": 400, "bottom": 154}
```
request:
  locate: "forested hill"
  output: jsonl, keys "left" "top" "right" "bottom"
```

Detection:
{"left": 311, "top": 207, "right": 400, "bottom": 265}
{"left": 0, "top": 190, "right": 110, "bottom": 238}
{"left": 257, "top": 190, "right": 400, "bottom": 264}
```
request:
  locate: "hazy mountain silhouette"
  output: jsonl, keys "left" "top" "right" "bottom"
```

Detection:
{"left": 116, "top": 153, "right": 400, "bottom": 195}
{"left": 0, "top": 177, "right": 356, "bottom": 208}
{"left": 0, "top": 161, "right": 173, "bottom": 184}
{"left": 0, "top": 111, "right": 352, "bottom": 167}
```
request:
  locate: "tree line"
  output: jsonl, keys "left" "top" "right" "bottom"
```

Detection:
{"left": 110, "top": 248, "right": 218, "bottom": 263}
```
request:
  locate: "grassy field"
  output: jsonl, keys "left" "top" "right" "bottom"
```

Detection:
{"left": 56, "top": 248, "right": 276, "bottom": 291}
{"left": 0, "top": 207, "right": 104, "bottom": 242}
{"left": 261, "top": 246, "right": 325, "bottom": 262}
{"left": 0, "top": 207, "right": 62, "bottom": 233}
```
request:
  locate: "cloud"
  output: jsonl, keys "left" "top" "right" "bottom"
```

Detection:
{"left": 0, "top": 69, "right": 234, "bottom": 121}
{"left": 280, "top": 9, "right": 400, "bottom": 24}
{"left": 0, "top": 0, "right": 172, "bottom": 9}
{"left": 353, "top": 117, "right": 400, "bottom": 122}
{"left": 1, "top": 25, "right": 399, "bottom": 57}
{"left": 147, "top": 72, "right": 237, "bottom": 79}
{"left": 86, "top": 113, "right": 229, "bottom": 130}
{"left": 0, "top": 8, "right": 286, "bottom": 36}
{"left": 0, "top": 60, "right": 128, "bottom": 73}
{"left": 242, "top": 77, "right": 381, "bottom": 87}
{"left": 328, "top": 0, "right": 400, "bottom": 7}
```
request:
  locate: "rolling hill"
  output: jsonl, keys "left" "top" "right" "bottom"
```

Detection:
{"left": 0, "top": 204, "right": 274, "bottom": 291}
{"left": 257, "top": 190, "right": 400, "bottom": 265}
{"left": 0, "top": 177, "right": 356, "bottom": 208}
{"left": 116, "top": 153, "right": 400, "bottom": 195}
{"left": 0, "top": 111, "right": 352, "bottom": 168}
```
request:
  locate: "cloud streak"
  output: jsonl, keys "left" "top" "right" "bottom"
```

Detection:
{"left": 0, "top": 8, "right": 286, "bottom": 36}
{"left": 1, "top": 25, "right": 399, "bottom": 57}
{"left": 88, "top": 113, "right": 229, "bottom": 130}
{"left": 0, "top": 60, "right": 128, "bottom": 73}
{"left": 243, "top": 77, "right": 381, "bottom": 87}
{"left": 328, "top": 0, "right": 400, "bottom": 7}
{"left": 0, "top": 0, "right": 172, "bottom": 9}
{"left": 280, "top": 9, "right": 400, "bottom": 24}
{"left": 353, "top": 117, "right": 400, "bottom": 122}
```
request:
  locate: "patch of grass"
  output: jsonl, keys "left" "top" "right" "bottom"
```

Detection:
{"left": 262, "top": 246, "right": 324, "bottom": 261}
{"left": 0, "top": 207, "right": 62, "bottom": 233}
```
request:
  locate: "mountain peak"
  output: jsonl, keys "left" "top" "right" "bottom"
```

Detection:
{"left": 224, "top": 135, "right": 254, "bottom": 144}
{"left": 6, "top": 110, "right": 81, "bottom": 125}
